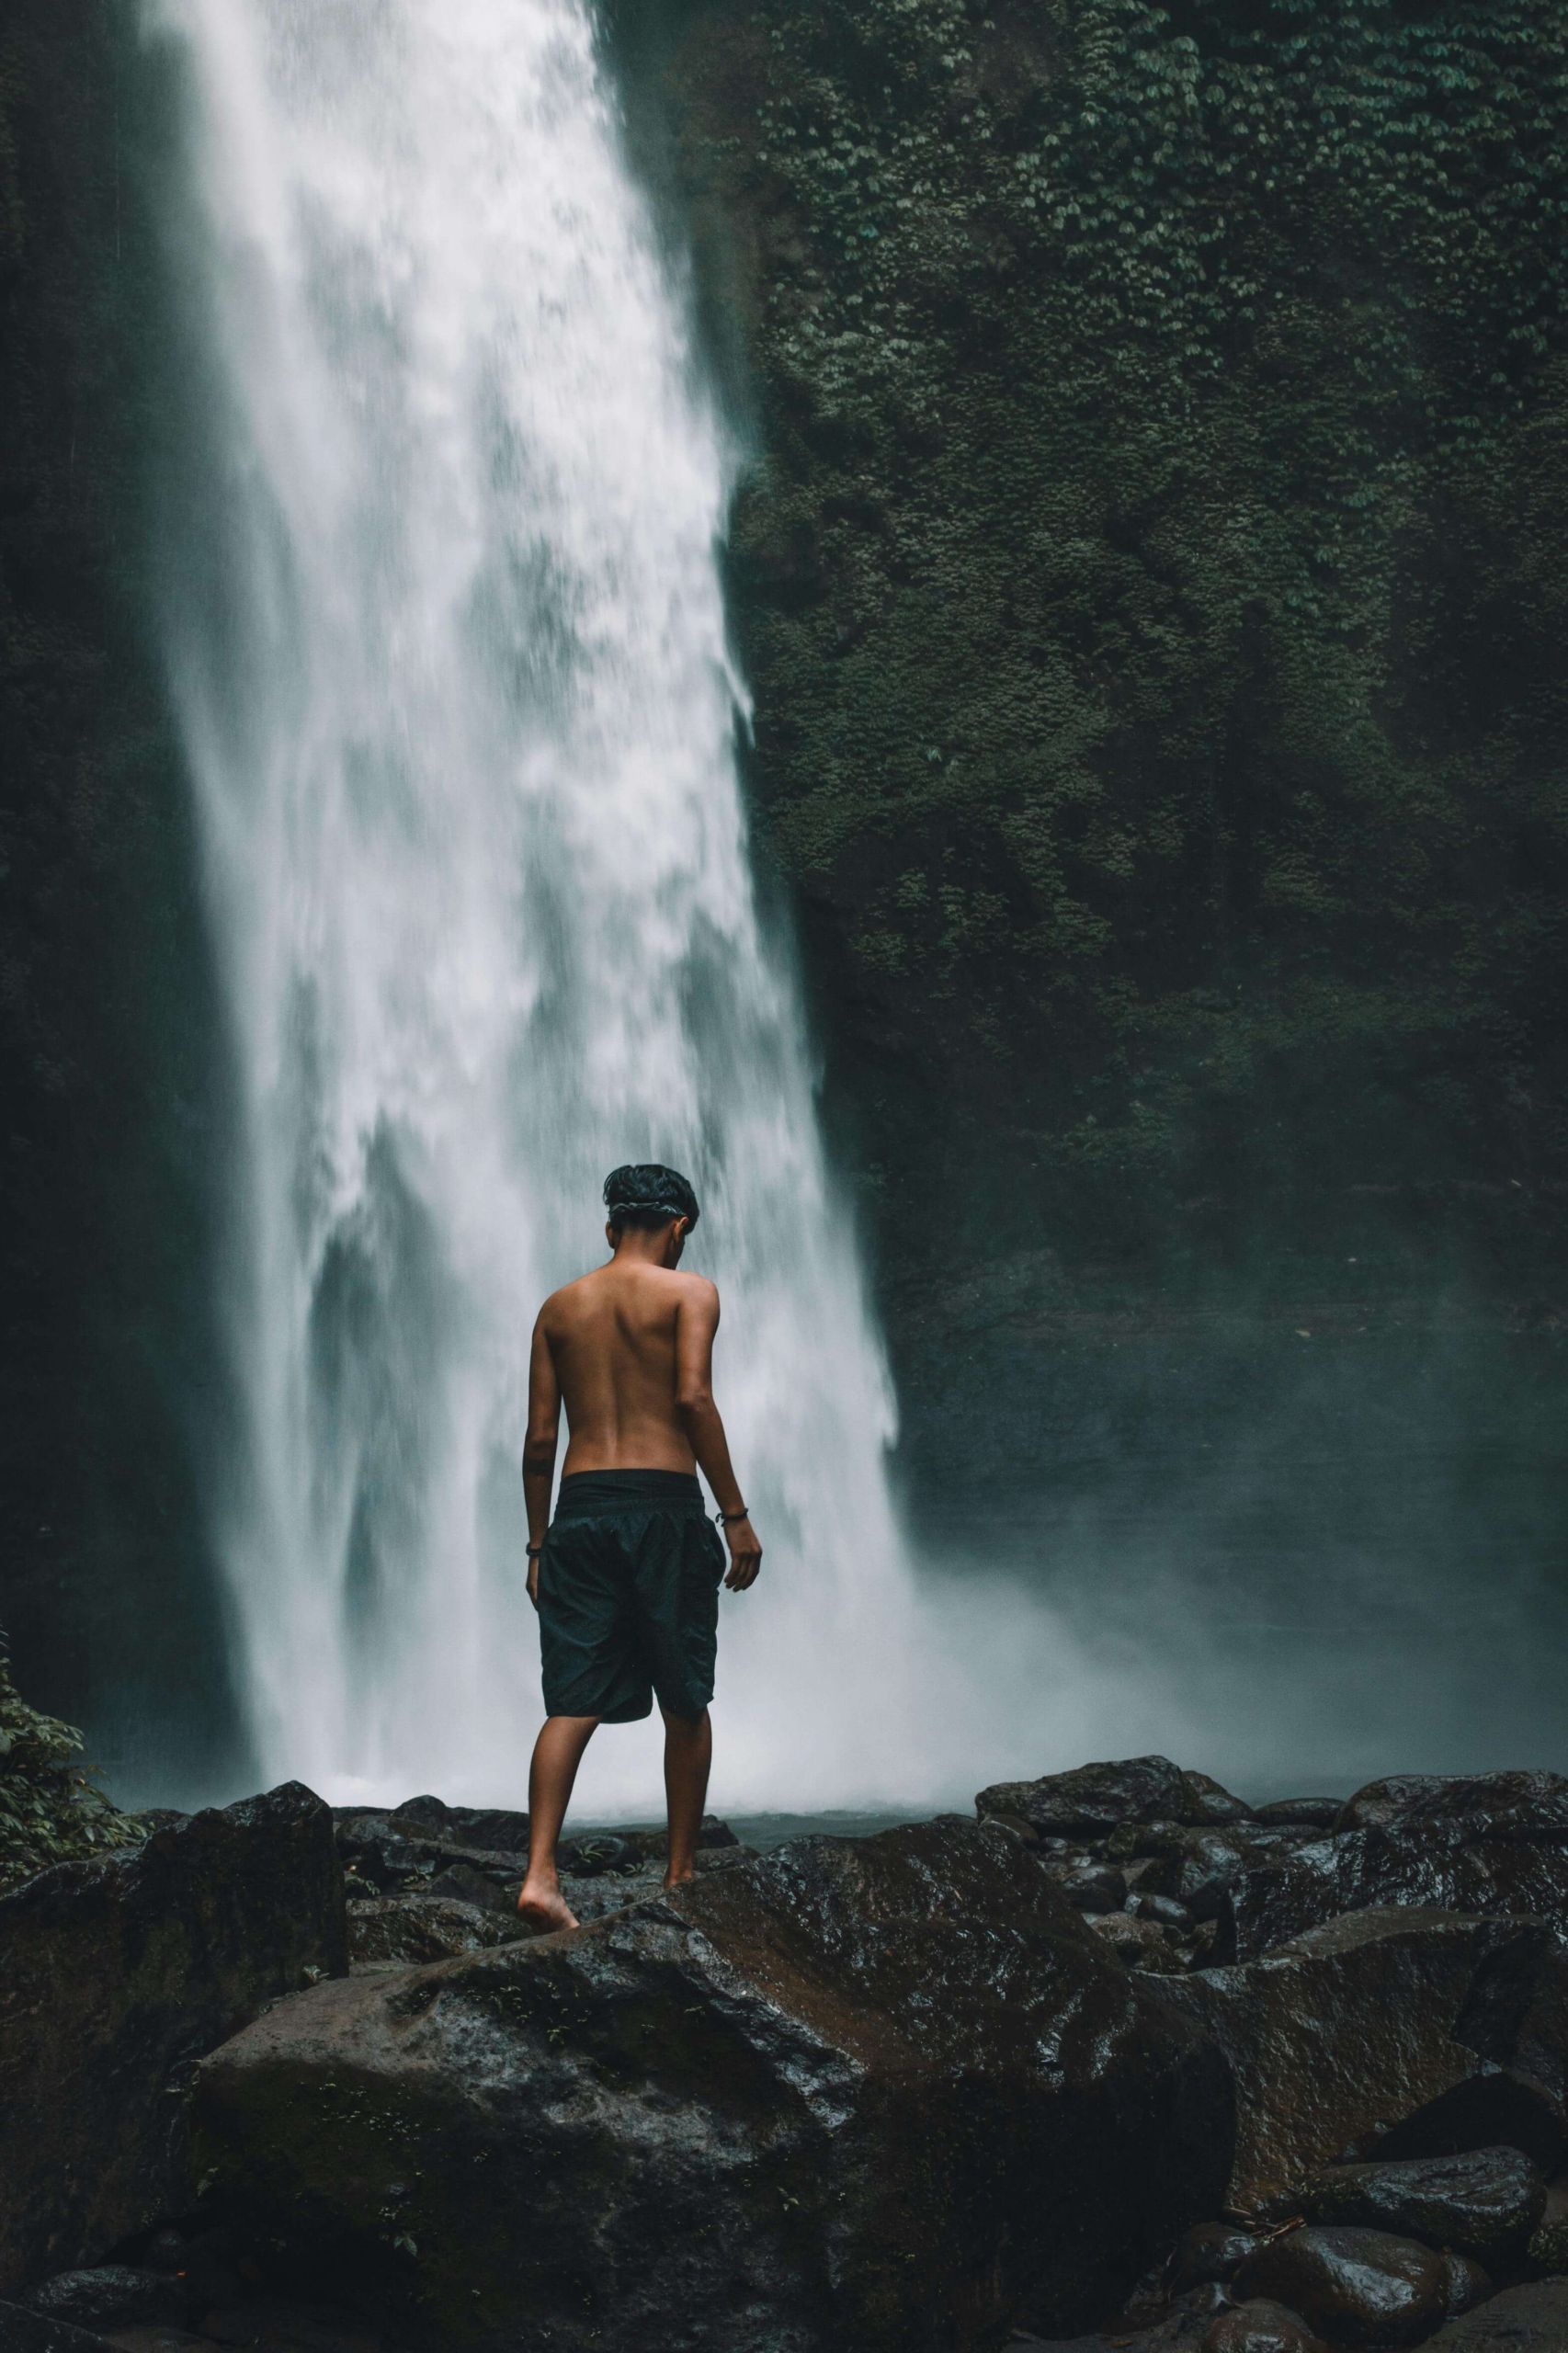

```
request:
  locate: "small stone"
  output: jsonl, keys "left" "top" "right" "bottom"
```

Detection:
{"left": 1443, "top": 2253, "right": 1493, "bottom": 2317}
{"left": 1526, "top": 2211, "right": 1568, "bottom": 2270}
{"left": 1166, "top": 2222, "right": 1266, "bottom": 2290}
{"left": 1138, "top": 1893, "right": 1196, "bottom": 1931}
{"left": 1061, "top": 1867, "right": 1128, "bottom": 1913}
{"left": 1233, "top": 2225, "right": 1454, "bottom": 2348}
{"left": 1202, "top": 2300, "right": 1327, "bottom": 2353}
{"left": 1086, "top": 1912, "right": 1187, "bottom": 1972}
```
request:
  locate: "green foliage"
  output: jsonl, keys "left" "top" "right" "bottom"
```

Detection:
{"left": 0, "top": 1634, "right": 144, "bottom": 1893}
{"left": 666, "top": 0, "right": 1568, "bottom": 1266}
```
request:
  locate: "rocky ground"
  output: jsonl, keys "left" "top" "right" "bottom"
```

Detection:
{"left": 5, "top": 1758, "right": 1568, "bottom": 2351}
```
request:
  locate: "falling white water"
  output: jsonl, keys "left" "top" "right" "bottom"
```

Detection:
{"left": 146, "top": 0, "right": 1187, "bottom": 1814}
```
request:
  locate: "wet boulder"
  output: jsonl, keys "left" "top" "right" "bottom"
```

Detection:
{"left": 193, "top": 1818, "right": 1232, "bottom": 2352}
{"left": 1336, "top": 1775, "right": 1568, "bottom": 1836}
{"left": 1223, "top": 1828, "right": 1568, "bottom": 1964}
{"left": 1155, "top": 1909, "right": 1495, "bottom": 2209}
{"left": 21, "top": 2269, "right": 185, "bottom": 2330}
{"left": 1232, "top": 2226, "right": 1456, "bottom": 2348}
{"left": 1201, "top": 2302, "right": 1327, "bottom": 2353}
{"left": 976, "top": 1755, "right": 1196, "bottom": 1837}
{"left": 0, "top": 1781, "right": 346, "bottom": 2291}
{"left": 1181, "top": 1774, "right": 1256, "bottom": 1828}
{"left": 1300, "top": 2146, "right": 1545, "bottom": 2261}
{"left": 347, "top": 1895, "right": 525, "bottom": 1968}
{"left": 422, "top": 1861, "right": 518, "bottom": 1914}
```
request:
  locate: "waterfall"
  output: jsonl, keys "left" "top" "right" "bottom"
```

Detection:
{"left": 146, "top": 0, "right": 1140, "bottom": 1814}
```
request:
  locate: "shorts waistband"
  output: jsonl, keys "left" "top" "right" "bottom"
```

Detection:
{"left": 553, "top": 1470, "right": 705, "bottom": 1520}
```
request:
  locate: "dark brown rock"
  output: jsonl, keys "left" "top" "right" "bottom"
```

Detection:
{"left": 1233, "top": 2226, "right": 1451, "bottom": 2347}
{"left": 346, "top": 1895, "right": 525, "bottom": 1968}
{"left": 194, "top": 1819, "right": 1232, "bottom": 2351}
{"left": 1300, "top": 2146, "right": 1545, "bottom": 2260}
{"left": 1201, "top": 2302, "right": 1327, "bottom": 2353}
{"left": 1155, "top": 1909, "right": 1491, "bottom": 2209}
{"left": 1424, "top": 2279, "right": 1568, "bottom": 2347}
{"left": 976, "top": 1756, "right": 1194, "bottom": 1838}
{"left": 0, "top": 1783, "right": 345, "bottom": 2292}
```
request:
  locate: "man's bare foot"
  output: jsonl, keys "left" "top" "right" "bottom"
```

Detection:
{"left": 516, "top": 1881, "right": 579, "bottom": 1933}
{"left": 663, "top": 1870, "right": 695, "bottom": 1892}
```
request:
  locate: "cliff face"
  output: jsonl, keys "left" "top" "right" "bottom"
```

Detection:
{"left": 0, "top": 5, "right": 244, "bottom": 1789}
{"left": 631, "top": 0, "right": 1568, "bottom": 1302}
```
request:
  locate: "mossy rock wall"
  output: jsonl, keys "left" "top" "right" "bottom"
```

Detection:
{"left": 625, "top": 0, "right": 1568, "bottom": 1297}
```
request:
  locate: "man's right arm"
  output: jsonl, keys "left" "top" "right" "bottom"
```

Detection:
{"left": 674, "top": 1279, "right": 762, "bottom": 1593}
{"left": 521, "top": 1311, "right": 561, "bottom": 1608}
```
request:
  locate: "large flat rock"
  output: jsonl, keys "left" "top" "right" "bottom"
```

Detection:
{"left": 1155, "top": 1910, "right": 1494, "bottom": 2209}
{"left": 0, "top": 1784, "right": 346, "bottom": 2290}
{"left": 193, "top": 1819, "right": 1231, "bottom": 2352}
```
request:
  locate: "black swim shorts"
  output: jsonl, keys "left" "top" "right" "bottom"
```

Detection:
{"left": 537, "top": 1471, "right": 725, "bottom": 1723}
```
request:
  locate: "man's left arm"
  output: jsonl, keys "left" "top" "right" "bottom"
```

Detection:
{"left": 522, "top": 1313, "right": 561, "bottom": 1608}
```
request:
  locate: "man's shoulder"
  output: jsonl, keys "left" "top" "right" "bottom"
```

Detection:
{"left": 537, "top": 1267, "right": 603, "bottom": 1322}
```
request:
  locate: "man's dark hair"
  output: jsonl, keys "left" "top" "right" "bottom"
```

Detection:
{"left": 603, "top": 1163, "right": 700, "bottom": 1234}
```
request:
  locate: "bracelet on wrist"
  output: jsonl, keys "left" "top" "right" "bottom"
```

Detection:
{"left": 716, "top": 1506, "right": 749, "bottom": 1524}
{"left": 526, "top": 1543, "right": 542, "bottom": 1556}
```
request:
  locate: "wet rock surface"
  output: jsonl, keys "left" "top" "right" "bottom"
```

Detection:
{"left": 0, "top": 1785, "right": 346, "bottom": 2293}
{"left": 193, "top": 1818, "right": 1230, "bottom": 2352}
{"left": 1155, "top": 1909, "right": 1495, "bottom": 2208}
{"left": 1233, "top": 2226, "right": 1456, "bottom": 2347}
{"left": 22, "top": 2274, "right": 185, "bottom": 2332}
{"left": 1299, "top": 2149, "right": 1545, "bottom": 2262}
{"left": 346, "top": 1894, "right": 526, "bottom": 1968}
{"left": 1201, "top": 2302, "right": 1329, "bottom": 2353}
{"left": 21, "top": 1754, "right": 1568, "bottom": 2350}
{"left": 976, "top": 1755, "right": 1241, "bottom": 1839}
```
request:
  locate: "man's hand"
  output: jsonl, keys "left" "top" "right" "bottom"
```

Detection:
{"left": 722, "top": 1515, "right": 762, "bottom": 1592}
{"left": 527, "top": 1552, "right": 541, "bottom": 1610}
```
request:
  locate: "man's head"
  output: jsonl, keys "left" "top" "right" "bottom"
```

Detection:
{"left": 603, "top": 1163, "right": 700, "bottom": 1265}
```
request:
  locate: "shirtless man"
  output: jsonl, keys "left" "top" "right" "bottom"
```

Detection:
{"left": 515, "top": 1163, "right": 762, "bottom": 1933}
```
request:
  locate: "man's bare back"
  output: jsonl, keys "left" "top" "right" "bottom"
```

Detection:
{"left": 515, "top": 1163, "right": 761, "bottom": 1937}
{"left": 533, "top": 1257, "right": 719, "bottom": 1478}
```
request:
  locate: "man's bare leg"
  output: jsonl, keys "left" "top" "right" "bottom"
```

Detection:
{"left": 662, "top": 1705, "right": 712, "bottom": 1887}
{"left": 517, "top": 1712, "right": 600, "bottom": 1931}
